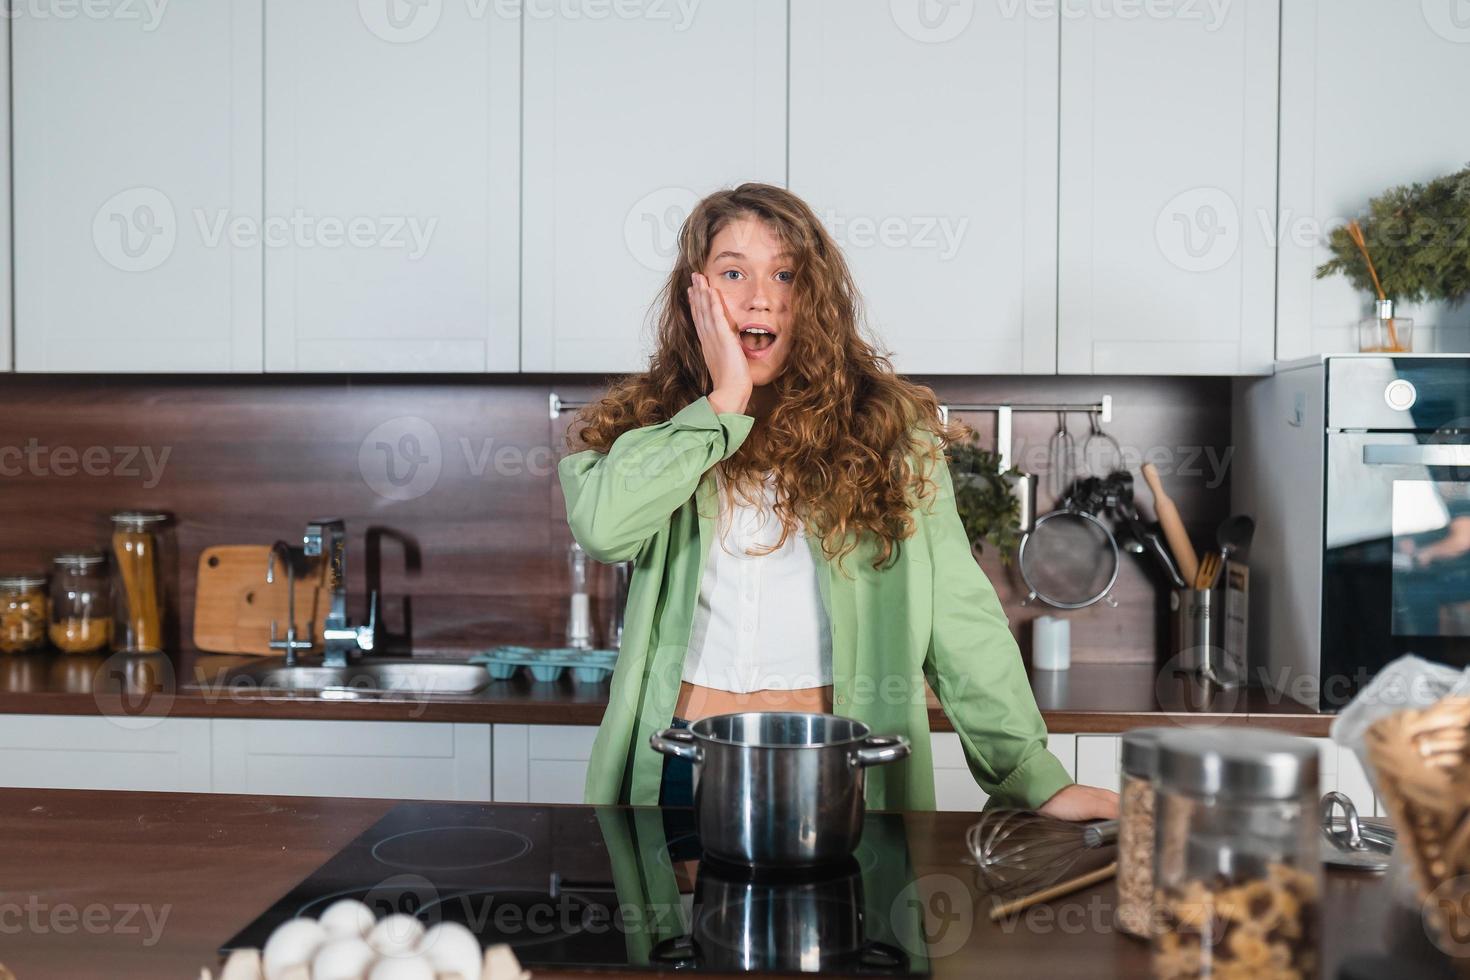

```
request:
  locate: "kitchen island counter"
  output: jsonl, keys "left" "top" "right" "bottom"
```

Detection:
{"left": 0, "top": 786, "right": 1425, "bottom": 979}
{"left": 0, "top": 652, "right": 1330, "bottom": 734}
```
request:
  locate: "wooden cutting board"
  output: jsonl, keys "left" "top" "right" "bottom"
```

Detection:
{"left": 193, "top": 546, "right": 329, "bottom": 656}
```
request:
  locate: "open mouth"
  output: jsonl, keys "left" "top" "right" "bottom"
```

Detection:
{"left": 739, "top": 326, "right": 777, "bottom": 353}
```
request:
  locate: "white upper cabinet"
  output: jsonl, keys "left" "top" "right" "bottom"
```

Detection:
{"left": 1277, "top": 1, "right": 1470, "bottom": 359}
{"left": 790, "top": 0, "right": 1059, "bottom": 375}
{"left": 264, "top": 1, "right": 519, "bottom": 372}
{"left": 1057, "top": 0, "right": 1279, "bottom": 375}
{"left": 520, "top": 0, "right": 787, "bottom": 374}
{"left": 14, "top": 1, "right": 263, "bottom": 372}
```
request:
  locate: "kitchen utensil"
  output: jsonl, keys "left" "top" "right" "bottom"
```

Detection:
{"left": 1082, "top": 413, "right": 1123, "bottom": 477}
{"left": 648, "top": 711, "right": 910, "bottom": 867}
{"left": 965, "top": 809, "right": 1118, "bottom": 896}
{"left": 1193, "top": 551, "right": 1220, "bottom": 591}
{"left": 1140, "top": 463, "right": 1199, "bottom": 586}
{"left": 48, "top": 553, "right": 110, "bottom": 654}
{"left": 1047, "top": 412, "right": 1075, "bottom": 497}
{"left": 193, "top": 546, "right": 328, "bottom": 655}
{"left": 1017, "top": 505, "right": 1121, "bottom": 610}
{"left": 1216, "top": 513, "right": 1256, "bottom": 565}
{"left": 1320, "top": 791, "right": 1394, "bottom": 871}
{"left": 988, "top": 861, "right": 1118, "bottom": 921}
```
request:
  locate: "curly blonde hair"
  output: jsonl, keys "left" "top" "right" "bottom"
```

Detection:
{"left": 565, "top": 182, "right": 970, "bottom": 576}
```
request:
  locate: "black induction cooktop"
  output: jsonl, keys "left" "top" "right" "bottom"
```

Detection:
{"left": 222, "top": 802, "right": 932, "bottom": 975}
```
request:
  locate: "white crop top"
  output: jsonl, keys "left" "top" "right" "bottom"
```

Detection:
{"left": 681, "top": 470, "right": 833, "bottom": 693}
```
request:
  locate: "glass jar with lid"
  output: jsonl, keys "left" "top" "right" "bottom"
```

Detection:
{"left": 1152, "top": 730, "right": 1321, "bottom": 979}
{"left": 0, "top": 574, "right": 49, "bottom": 654}
{"left": 110, "top": 511, "right": 172, "bottom": 654}
{"left": 49, "top": 552, "right": 112, "bottom": 655}
{"left": 1116, "top": 727, "right": 1169, "bottom": 939}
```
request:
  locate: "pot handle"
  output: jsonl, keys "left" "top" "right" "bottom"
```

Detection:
{"left": 851, "top": 733, "right": 911, "bottom": 768}
{"left": 650, "top": 727, "right": 703, "bottom": 764}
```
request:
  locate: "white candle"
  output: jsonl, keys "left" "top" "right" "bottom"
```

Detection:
{"left": 1032, "top": 615, "right": 1071, "bottom": 671}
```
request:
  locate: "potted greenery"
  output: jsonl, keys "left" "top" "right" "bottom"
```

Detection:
{"left": 1316, "top": 163, "right": 1470, "bottom": 352}
{"left": 944, "top": 434, "right": 1023, "bottom": 565}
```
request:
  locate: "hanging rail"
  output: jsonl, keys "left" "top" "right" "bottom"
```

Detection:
{"left": 550, "top": 392, "right": 1112, "bottom": 473}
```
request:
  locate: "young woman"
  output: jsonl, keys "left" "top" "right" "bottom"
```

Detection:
{"left": 559, "top": 183, "right": 1117, "bottom": 820}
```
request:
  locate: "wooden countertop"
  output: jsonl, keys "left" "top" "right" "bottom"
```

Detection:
{"left": 0, "top": 786, "right": 1436, "bottom": 979}
{"left": 0, "top": 652, "right": 1330, "bottom": 736}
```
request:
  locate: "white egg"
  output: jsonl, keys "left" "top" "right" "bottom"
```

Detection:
{"left": 310, "top": 935, "right": 378, "bottom": 980}
{"left": 366, "top": 914, "right": 426, "bottom": 957}
{"left": 366, "top": 954, "right": 435, "bottom": 980}
{"left": 483, "top": 944, "right": 528, "bottom": 980}
{"left": 417, "top": 922, "right": 481, "bottom": 980}
{"left": 261, "top": 919, "right": 327, "bottom": 980}
{"left": 319, "top": 898, "right": 376, "bottom": 938}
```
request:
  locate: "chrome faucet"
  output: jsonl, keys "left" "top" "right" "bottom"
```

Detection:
{"left": 303, "top": 518, "right": 378, "bottom": 668}
{"left": 267, "top": 541, "right": 314, "bottom": 666}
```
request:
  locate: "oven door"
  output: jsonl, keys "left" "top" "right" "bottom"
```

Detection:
{"left": 1323, "top": 433, "right": 1470, "bottom": 709}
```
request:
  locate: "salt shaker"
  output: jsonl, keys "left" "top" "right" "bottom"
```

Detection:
{"left": 566, "top": 541, "right": 592, "bottom": 650}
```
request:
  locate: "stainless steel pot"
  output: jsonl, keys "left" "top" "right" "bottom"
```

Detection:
{"left": 648, "top": 711, "right": 911, "bottom": 867}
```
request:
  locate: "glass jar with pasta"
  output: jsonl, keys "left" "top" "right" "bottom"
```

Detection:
{"left": 0, "top": 574, "right": 49, "bottom": 654}
{"left": 49, "top": 552, "right": 112, "bottom": 655}
{"left": 1152, "top": 730, "right": 1321, "bottom": 980}
{"left": 110, "top": 511, "right": 171, "bottom": 654}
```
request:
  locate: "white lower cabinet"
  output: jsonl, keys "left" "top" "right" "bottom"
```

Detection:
{"left": 0, "top": 715, "right": 212, "bottom": 793}
{"left": 932, "top": 733, "right": 1077, "bottom": 812}
{"left": 491, "top": 724, "right": 598, "bottom": 805}
{"left": 0, "top": 719, "right": 1378, "bottom": 815}
{"left": 211, "top": 720, "right": 491, "bottom": 801}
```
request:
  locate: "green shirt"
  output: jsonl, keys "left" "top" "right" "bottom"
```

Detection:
{"left": 558, "top": 395, "right": 1073, "bottom": 810}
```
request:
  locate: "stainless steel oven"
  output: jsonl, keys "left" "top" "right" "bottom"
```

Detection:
{"left": 1236, "top": 355, "right": 1470, "bottom": 710}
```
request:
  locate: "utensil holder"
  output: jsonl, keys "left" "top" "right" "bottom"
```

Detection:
{"left": 1170, "top": 563, "right": 1248, "bottom": 687}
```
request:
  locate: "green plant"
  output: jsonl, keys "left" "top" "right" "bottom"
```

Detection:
{"left": 944, "top": 435, "right": 1022, "bottom": 565}
{"left": 1315, "top": 162, "right": 1470, "bottom": 305}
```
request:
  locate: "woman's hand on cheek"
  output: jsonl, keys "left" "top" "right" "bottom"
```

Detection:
{"left": 1036, "top": 783, "right": 1120, "bottom": 821}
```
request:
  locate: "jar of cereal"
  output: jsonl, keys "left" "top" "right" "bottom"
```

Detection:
{"left": 1117, "top": 727, "right": 1169, "bottom": 939}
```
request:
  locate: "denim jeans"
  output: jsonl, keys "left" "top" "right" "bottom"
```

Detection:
{"left": 658, "top": 716, "right": 694, "bottom": 808}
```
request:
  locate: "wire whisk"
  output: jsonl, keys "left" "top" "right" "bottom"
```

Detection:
{"left": 965, "top": 809, "right": 1118, "bottom": 897}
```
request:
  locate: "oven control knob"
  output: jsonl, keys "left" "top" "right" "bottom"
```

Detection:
{"left": 1385, "top": 379, "right": 1417, "bottom": 412}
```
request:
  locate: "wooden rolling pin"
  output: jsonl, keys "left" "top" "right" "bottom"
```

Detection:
{"left": 1141, "top": 463, "right": 1199, "bottom": 587}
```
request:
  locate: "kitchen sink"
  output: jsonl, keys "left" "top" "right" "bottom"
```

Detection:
{"left": 218, "top": 658, "right": 490, "bottom": 696}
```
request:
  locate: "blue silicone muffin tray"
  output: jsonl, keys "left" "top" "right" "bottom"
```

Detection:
{"left": 471, "top": 645, "right": 618, "bottom": 684}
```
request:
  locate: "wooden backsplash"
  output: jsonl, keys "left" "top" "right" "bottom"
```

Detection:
{"left": 0, "top": 374, "right": 1230, "bottom": 663}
